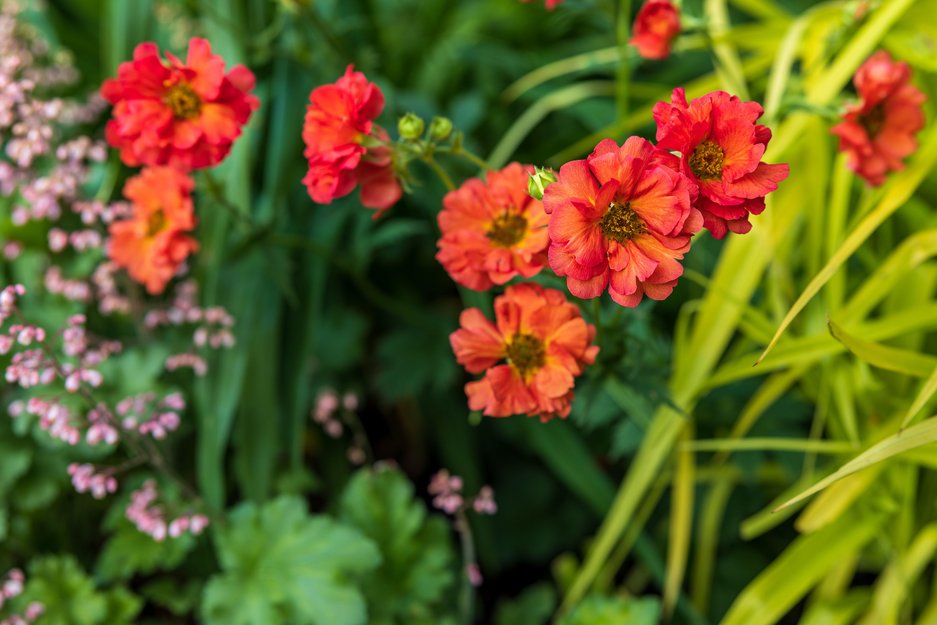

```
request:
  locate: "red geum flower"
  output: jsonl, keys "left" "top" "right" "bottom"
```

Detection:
{"left": 630, "top": 0, "right": 681, "bottom": 60}
{"left": 436, "top": 163, "right": 549, "bottom": 291}
{"left": 450, "top": 283, "right": 598, "bottom": 421}
{"left": 102, "top": 38, "right": 259, "bottom": 170}
{"left": 302, "top": 66, "right": 402, "bottom": 216}
{"left": 108, "top": 167, "right": 198, "bottom": 295}
{"left": 544, "top": 137, "right": 701, "bottom": 307}
{"left": 653, "top": 88, "right": 789, "bottom": 239}
{"left": 831, "top": 51, "right": 926, "bottom": 186}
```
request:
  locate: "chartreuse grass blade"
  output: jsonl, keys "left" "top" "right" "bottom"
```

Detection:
{"left": 775, "top": 416, "right": 937, "bottom": 512}
{"left": 794, "top": 467, "right": 885, "bottom": 534}
{"left": 502, "top": 47, "right": 619, "bottom": 103}
{"left": 740, "top": 475, "right": 816, "bottom": 540}
{"left": 692, "top": 477, "right": 733, "bottom": 614}
{"left": 686, "top": 438, "right": 853, "bottom": 453}
{"left": 488, "top": 81, "right": 614, "bottom": 169}
{"left": 857, "top": 525, "right": 937, "bottom": 625}
{"left": 757, "top": 123, "right": 937, "bottom": 364}
{"left": 719, "top": 510, "right": 884, "bottom": 625}
{"left": 838, "top": 229, "right": 937, "bottom": 323}
{"left": 705, "top": 0, "right": 749, "bottom": 100}
{"left": 902, "top": 366, "right": 937, "bottom": 429}
{"left": 728, "top": 0, "right": 791, "bottom": 21}
{"left": 663, "top": 427, "right": 695, "bottom": 619}
{"left": 828, "top": 319, "right": 937, "bottom": 378}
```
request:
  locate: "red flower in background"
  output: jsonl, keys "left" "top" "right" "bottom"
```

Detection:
{"left": 544, "top": 137, "right": 701, "bottom": 307}
{"left": 653, "top": 88, "right": 789, "bottom": 239}
{"left": 302, "top": 66, "right": 402, "bottom": 216}
{"left": 102, "top": 38, "right": 259, "bottom": 170}
{"left": 831, "top": 51, "right": 926, "bottom": 186}
{"left": 436, "top": 163, "right": 549, "bottom": 291}
{"left": 450, "top": 283, "right": 598, "bottom": 420}
{"left": 630, "top": 0, "right": 681, "bottom": 60}
{"left": 108, "top": 167, "right": 199, "bottom": 295}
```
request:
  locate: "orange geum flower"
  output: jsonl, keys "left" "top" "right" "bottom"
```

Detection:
{"left": 108, "top": 167, "right": 199, "bottom": 295}
{"left": 450, "top": 283, "right": 598, "bottom": 421}
{"left": 630, "top": 0, "right": 681, "bottom": 60}
{"left": 653, "top": 88, "right": 789, "bottom": 239}
{"left": 436, "top": 163, "right": 549, "bottom": 291}
{"left": 102, "top": 38, "right": 259, "bottom": 170}
{"left": 831, "top": 51, "right": 926, "bottom": 187}
{"left": 544, "top": 137, "right": 702, "bottom": 307}
{"left": 302, "top": 67, "right": 402, "bottom": 215}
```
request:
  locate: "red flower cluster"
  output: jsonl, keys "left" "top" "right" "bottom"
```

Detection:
{"left": 102, "top": 38, "right": 259, "bottom": 170}
{"left": 544, "top": 137, "right": 701, "bottom": 307}
{"left": 831, "top": 51, "right": 926, "bottom": 186}
{"left": 653, "top": 88, "right": 789, "bottom": 239}
{"left": 450, "top": 283, "right": 598, "bottom": 420}
{"left": 302, "top": 66, "right": 402, "bottom": 216}
{"left": 436, "top": 163, "right": 549, "bottom": 291}
{"left": 630, "top": 0, "right": 681, "bottom": 60}
{"left": 108, "top": 167, "right": 198, "bottom": 295}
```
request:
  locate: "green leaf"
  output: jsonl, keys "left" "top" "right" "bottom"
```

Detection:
{"left": 557, "top": 595, "right": 660, "bottom": 625}
{"left": 201, "top": 496, "right": 381, "bottom": 625}
{"left": 338, "top": 467, "right": 456, "bottom": 625}
{"left": 95, "top": 519, "right": 195, "bottom": 582}
{"left": 24, "top": 555, "right": 141, "bottom": 625}
{"left": 494, "top": 584, "right": 556, "bottom": 625}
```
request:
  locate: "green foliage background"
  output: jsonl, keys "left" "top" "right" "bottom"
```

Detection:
{"left": 3, "top": 0, "right": 937, "bottom": 623}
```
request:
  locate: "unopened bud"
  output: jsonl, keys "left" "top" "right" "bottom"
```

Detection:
{"left": 428, "top": 116, "right": 453, "bottom": 141}
{"left": 398, "top": 113, "right": 425, "bottom": 140}
{"left": 527, "top": 166, "right": 557, "bottom": 200}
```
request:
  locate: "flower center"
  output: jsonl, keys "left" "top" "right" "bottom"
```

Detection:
{"left": 600, "top": 201, "right": 647, "bottom": 243}
{"left": 146, "top": 210, "right": 166, "bottom": 237}
{"left": 164, "top": 83, "right": 202, "bottom": 120}
{"left": 859, "top": 104, "right": 885, "bottom": 138}
{"left": 689, "top": 140, "right": 725, "bottom": 180}
{"left": 486, "top": 211, "right": 528, "bottom": 248}
{"left": 505, "top": 333, "right": 545, "bottom": 379}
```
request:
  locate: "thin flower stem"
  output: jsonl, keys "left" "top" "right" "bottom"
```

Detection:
{"left": 453, "top": 148, "right": 494, "bottom": 172}
{"left": 454, "top": 510, "right": 478, "bottom": 625}
{"left": 424, "top": 156, "right": 456, "bottom": 191}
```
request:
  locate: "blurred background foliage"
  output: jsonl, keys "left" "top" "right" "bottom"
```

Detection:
{"left": 3, "top": 0, "right": 937, "bottom": 623}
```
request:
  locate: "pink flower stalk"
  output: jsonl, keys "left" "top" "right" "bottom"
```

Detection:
{"left": 126, "top": 480, "right": 208, "bottom": 541}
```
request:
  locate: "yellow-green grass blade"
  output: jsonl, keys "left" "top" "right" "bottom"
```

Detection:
{"left": 804, "top": 0, "right": 917, "bottom": 104}
{"left": 829, "top": 319, "right": 937, "bottom": 378}
{"left": 729, "top": 0, "right": 791, "bottom": 21}
{"left": 719, "top": 510, "right": 884, "bottom": 625}
{"left": 902, "top": 365, "right": 937, "bottom": 429}
{"left": 763, "top": 13, "right": 809, "bottom": 123}
{"left": 795, "top": 466, "right": 885, "bottom": 534}
{"left": 687, "top": 438, "right": 854, "bottom": 454}
{"left": 705, "top": 0, "right": 750, "bottom": 99}
{"left": 775, "top": 416, "right": 937, "bottom": 512}
{"left": 757, "top": 123, "right": 937, "bottom": 364}
{"left": 858, "top": 525, "right": 937, "bottom": 625}
{"left": 488, "top": 81, "right": 614, "bottom": 169}
{"left": 740, "top": 474, "right": 819, "bottom": 540}
{"left": 664, "top": 429, "right": 695, "bottom": 619}
{"left": 692, "top": 477, "right": 734, "bottom": 615}
{"left": 838, "top": 229, "right": 937, "bottom": 323}
{"left": 502, "top": 47, "right": 619, "bottom": 103}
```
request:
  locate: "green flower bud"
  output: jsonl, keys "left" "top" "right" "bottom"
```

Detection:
{"left": 527, "top": 166, "right": 557, "bottom": 201}
{"left": 428, "top": 116, "right": 454, "bottom": 141}
{"left": 397, "top": 113, "right": 425, "bottom": 140}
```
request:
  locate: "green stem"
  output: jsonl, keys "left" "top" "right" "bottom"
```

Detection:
{"left": 615, "top": 0, "right": 633, "bottom": 119}
{"left": 424, "top": 156, "right": 456, "bottom": 191}
{"left": 453, "top": 147, "right": 493, "bottom": 172}
{"left": 455, "top": 510, "right": 478, "bottom": 625}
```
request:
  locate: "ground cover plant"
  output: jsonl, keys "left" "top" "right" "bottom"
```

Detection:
{"left": 1, "top": 0, "right": 937, "bottom": 623}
